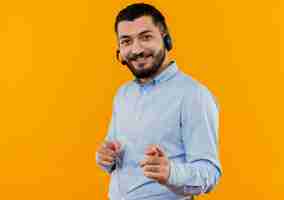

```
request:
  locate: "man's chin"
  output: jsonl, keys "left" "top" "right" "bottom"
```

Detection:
{"left": 133, "top": 68, "right": 159, "bottom": 79}
{"left": 126, "top": 60, "right": 160, "bottom": 79}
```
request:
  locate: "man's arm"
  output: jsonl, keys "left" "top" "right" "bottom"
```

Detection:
{"left": 96, "top": 95, "right": 118, "bottom": 174}
{"left": 167, "top": 160, "right": 221, "bottom": 195}
{"left": 166, "top": 84, "right": 222, "bottom": 195}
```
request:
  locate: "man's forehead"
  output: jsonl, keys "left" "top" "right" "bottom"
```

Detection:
{"left": 117, "top": 16, "right": 158, "bottom": 38}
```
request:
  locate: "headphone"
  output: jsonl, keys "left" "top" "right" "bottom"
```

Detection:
{"left": 116, "top": 34, "right": 173, "bottom": 65}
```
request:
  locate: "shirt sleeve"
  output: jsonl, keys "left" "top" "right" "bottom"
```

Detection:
{"left": 166, "top": 84, "right": 222, "bottom": 196}
{"left": 95, "top": 93, "right": 118, "bottom": 174}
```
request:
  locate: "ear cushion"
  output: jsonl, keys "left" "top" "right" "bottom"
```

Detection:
{"left": 163, "top": 34, "right": 173, "bottom": 51}
{"left": 116, "top": 49, "right": 127, "bottom": 65}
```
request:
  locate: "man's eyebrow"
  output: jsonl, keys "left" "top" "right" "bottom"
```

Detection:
{"left": 138, "top": 30, "right": 153, "bottom": 35}
{"left": 119, "top": 30, "right": 153, "bottom": 40}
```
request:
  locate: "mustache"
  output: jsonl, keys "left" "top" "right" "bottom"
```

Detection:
{"left": 127, "top": 52, "right": 152, "bottom": 61}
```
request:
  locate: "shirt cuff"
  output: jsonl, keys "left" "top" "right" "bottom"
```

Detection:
{"left": 164, "top": 160, "right": 189, "bottom": 196}
{"left": 167, "top": 160, "right": 191, "bottom": 186}
{"left": 166, "top": 161, "right": 213, "bottom": 195}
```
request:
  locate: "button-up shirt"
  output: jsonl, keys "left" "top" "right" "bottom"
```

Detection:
{"left": 96, "top": 61, "right": 222, "bottom": 200}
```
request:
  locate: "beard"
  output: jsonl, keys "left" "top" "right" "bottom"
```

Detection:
{"left": 124, "top": 47, "right": 166, "bottom": 79}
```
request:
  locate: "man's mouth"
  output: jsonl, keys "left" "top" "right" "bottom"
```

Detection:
{"left": 132, "top": 55, "right": 152, "bottom": 65}
{"left": 136, "top": 57, "right": 147, "bottom": 62}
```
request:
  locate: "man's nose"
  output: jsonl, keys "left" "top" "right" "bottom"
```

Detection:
{"left": 131, "top": 39, "right": 144, "bottom": 55}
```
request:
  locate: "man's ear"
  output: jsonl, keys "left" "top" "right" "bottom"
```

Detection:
{"left": 161, "top": 31, "right": 167, "bottom": 38}
{"left": 116, "top": 33, "right": 121, "bottom": 48}
{"left": 116, "top": 49, "right": 127, "bottom": 66}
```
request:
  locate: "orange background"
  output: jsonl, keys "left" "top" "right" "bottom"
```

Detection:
{"left": 0, "top": 0, "right": 283, "bottom": 199}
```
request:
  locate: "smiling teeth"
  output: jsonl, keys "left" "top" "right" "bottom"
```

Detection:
{"left": 137, "top": 57, "right": 146, "bottom": 61}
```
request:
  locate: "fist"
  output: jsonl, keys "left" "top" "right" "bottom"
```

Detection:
{"left": 97, "top": 140, "right": 121, "bottom": 166}
{"left": 139, "top": 145, "right": 170, "bottom": 185}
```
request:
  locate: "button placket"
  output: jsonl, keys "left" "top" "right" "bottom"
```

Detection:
{"left": 135, "top": 86, "right": 146, "bottom": 121}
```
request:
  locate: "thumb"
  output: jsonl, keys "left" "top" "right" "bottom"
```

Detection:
{"left": 145, "top": 145, "right": 159, "bottom": 156}
{"left": 154, "top": 146, "right": 166, "bottom": 157}
{"left": 145, "top": 145, "right": 165, "bottom": 157}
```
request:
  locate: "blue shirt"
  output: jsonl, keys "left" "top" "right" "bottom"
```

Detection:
{"left": 96, "top": 61, "right": 222, "bottom": 200}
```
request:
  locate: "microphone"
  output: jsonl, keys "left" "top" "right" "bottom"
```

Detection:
{"left": 116, "top": 50, "right": 127, "bottom": 65}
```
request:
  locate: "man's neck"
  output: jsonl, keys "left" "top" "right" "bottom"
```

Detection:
{"left": 138, "top": 56, "right": 172, "bottom": 84}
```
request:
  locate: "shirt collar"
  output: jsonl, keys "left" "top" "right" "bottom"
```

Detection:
{"left": 134, "top": 60, "right": 178, "bottom": 86}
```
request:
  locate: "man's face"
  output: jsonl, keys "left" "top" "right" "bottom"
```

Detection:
{"left": 117, "top": 16, "right": 166, "bottom": 79}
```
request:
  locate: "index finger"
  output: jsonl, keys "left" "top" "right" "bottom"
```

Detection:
{"left": 139, "top": 156, "right": 161, "bottom": 167}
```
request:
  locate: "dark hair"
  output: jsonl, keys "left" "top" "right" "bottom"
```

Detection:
{"left": 114, "top": 3, "right": 169, "bottom": 34}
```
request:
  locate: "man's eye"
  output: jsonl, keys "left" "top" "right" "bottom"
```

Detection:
{"left": 121, "top": 40, "right": 131, "bottom": 46}
{"left": 142, "top": 35, "right": 152, "bottom": 41}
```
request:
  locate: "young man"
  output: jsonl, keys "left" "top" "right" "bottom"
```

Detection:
{"left": 96, "top": 3, "right": 222, "bottom": 200}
